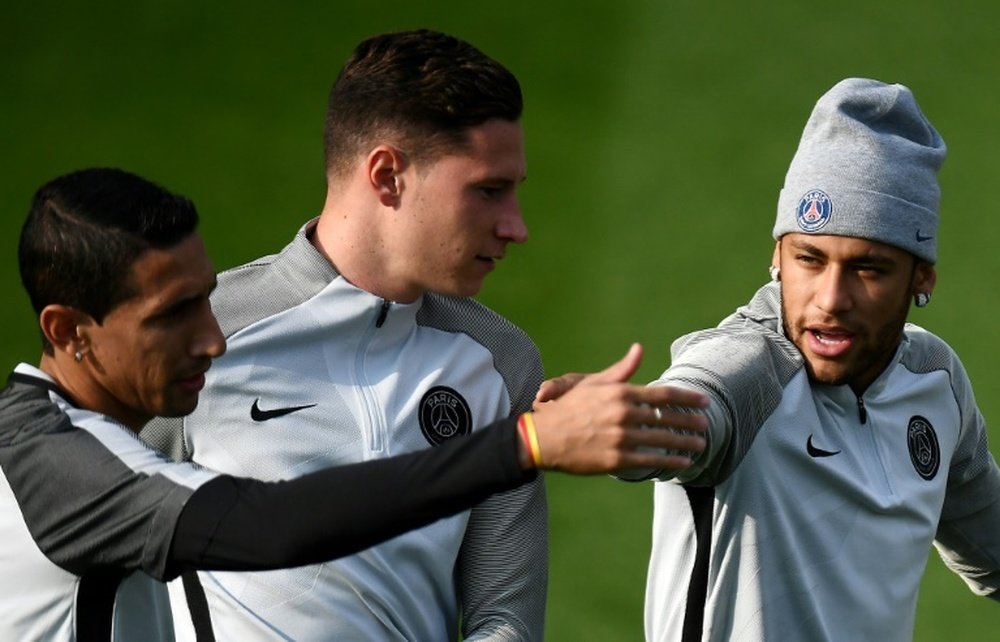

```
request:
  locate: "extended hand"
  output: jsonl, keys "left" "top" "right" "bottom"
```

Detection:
{"left": 526, "top": 344, "right": 708, "bottom": 475}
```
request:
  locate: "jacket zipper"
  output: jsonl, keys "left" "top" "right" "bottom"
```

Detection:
{"left": 357, "top": 299, "right": 391, "bottom": 451}
{"left": 375, "top": 299, "right": 390, "bottom": 328}
{"left": 856, "top": 394, "right": 893, "bottom": 495}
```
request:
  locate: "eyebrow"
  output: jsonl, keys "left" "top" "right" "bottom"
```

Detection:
{"left": 789, "top": 239, "right": 899, "bottom": 267}
{"left": 475, "top": 174, "right": 526, "bottom": 186}
{"left": 790, "top": 239, "right": 826, "bottom": 257}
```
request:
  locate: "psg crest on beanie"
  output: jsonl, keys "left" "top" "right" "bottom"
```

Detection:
{"left": 419, "top": 386, "right": 472, "bottom": 446}
{"left": 907, "top": 415, "right": 940, "bottom": 480}
{"left": 796, "top": 189, "right": 833, "bottom": 232}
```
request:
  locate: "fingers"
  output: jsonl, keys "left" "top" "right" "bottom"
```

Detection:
{"left": 628, "top": 384, "right": 710, "bottom": 413}
{"left": 625, "top": 425, "right": 707, "bottom": 454}
{"left": 613, "top": 451, "right": 698, "bottom": 474}
{"left": 586, "top": 425, "right": 707, "bottom": 477}
{"left": 534, "top": 373, "right": 587, "bottom": 405}
{"left": 533, "top": 343, "right": 645, "bottom": 406}
{"left": 633, "top": 403, "right": 708, "bottom": 435}
{"left": 584, "top": 343, "right": 643, "bottom": 385}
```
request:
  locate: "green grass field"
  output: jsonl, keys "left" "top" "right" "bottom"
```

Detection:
{"left": 2, "top": 2, "right": 997, "bottom": 638}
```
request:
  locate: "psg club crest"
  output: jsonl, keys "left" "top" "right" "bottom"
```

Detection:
{"left": 907, "top": 415, "right": 940, "bottom": 480}
{"left": 796, "top": 189, "right": 833, "bottom": 232}
{"left": 419, "top": 386, "right": 472, "bottom": 446}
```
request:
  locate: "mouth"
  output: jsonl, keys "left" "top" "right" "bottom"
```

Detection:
{"left": 178, "top": 369, "right": 209, "bottom": 394}
{"left": 805, "top": 327, "right": 855, "bottom": 358}
{"left": 475, "top": 254, "right": 502, "bottom": 269}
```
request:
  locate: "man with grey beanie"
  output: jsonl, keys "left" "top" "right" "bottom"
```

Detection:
{"left": 617, "top": 78, "right": 1000, "bottom": 640}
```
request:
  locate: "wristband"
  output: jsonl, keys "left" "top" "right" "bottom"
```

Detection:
{"left": 518, "top": 412, "right": 543, "bottom": 467}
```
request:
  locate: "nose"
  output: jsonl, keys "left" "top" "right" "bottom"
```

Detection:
{"left": 194, "top": 302, "right": 227, "bottom": 359}
{"left": 813, "top": 265, "right": 851, "bottom": 314}
{"left": 497, "top": 202, "right": 528, "bottom": 244}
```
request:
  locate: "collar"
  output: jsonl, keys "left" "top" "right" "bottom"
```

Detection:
{"left": 9, "top": 363, "right": 81, "bottom": 407}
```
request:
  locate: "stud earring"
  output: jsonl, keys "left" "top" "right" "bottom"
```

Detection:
{"left": 915, "top": 292, "right": 930, "bottom": 308}
{"left": 768, "top": 266, "right": 780, "bottom": 282}
{"left": 74, "top": 350, "right": 84, "bottom": 362}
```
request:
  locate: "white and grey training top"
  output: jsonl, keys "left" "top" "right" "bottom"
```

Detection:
{"left": 627, "top": 282, "right": 1000, "bottom": 642}
{"left": 0, "top": 364, "right": 217, "bottom": 641}
{"left": 142, "top": 219, "right": 549, "bottom": 641}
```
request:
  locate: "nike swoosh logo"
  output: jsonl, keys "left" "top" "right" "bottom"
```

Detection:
{"left": 806, "top": 434, "right": 841, "bottom": 458}
{"left": 250, "top": 399, "right": 317, "bottom": 422}
{"left": 915, "top": 231, "right": 933, "bottom": 242}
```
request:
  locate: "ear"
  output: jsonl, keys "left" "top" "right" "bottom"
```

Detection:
{"left": 913, "top": 262, "right": 937, "bottom": 297}
{"left": 39, "top": 305, "right": 93, "bottom": 360}
{"left": 367, "top": 145, "right": 408, "bottom": 208}
{"left": 771, "top": 240, "right": 781, "bottom": 270}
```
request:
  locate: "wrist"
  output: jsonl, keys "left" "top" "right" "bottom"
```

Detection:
{"left": 517, "top": 412, "right": 543, "bottom": 469}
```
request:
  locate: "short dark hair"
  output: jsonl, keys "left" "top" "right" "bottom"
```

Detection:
{"left": 18, "top": 167, "right": 199, "bottom": 352}
{"left": 323, "top": 29, "right": 523, "bottom": 178}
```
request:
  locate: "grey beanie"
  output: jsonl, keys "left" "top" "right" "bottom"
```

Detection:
{"left": 773, "top": 78, "right": 946, "bottom": 263}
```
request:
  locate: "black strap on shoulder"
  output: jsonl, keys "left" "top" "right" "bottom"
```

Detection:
{"left": 76, "top": 568, "right": 125, "bottom": 641}
{"left": 181, "top": 571, "right": 217, "bottom": 642}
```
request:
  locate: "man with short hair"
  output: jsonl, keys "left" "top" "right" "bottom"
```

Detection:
{"left": 3, "top": 167, "right": 708, "bottom": 641}
{"left": 141, "top": 29, "right": 615, "bottom": 640}
{"left": 620, "top": 78, "right": 1000, "bottom": 640}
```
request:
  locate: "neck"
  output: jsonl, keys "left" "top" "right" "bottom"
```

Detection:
{"left": 313, "top": 196, "right": 423, "bottom": 303}
{"left": 39, "top": 353, "right": 147, "bottom": 432}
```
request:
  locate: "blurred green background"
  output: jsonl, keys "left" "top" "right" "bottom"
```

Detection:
{"left": 2, "top": 1, "right": 997, "bottom": 638}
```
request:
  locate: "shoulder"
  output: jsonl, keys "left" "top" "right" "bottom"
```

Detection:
{"left": 900, "top": 324, "right": 974, "bottom": 404}
{"left": 668, "top": 288, "right": 801, "bottom": 388}
{"left": 899, "top": 324, "right": 974, "bottom": 397}
{"left": 670, "top": 326, "right": 799, "bottom": 377}
{"left": 419, "top": 294, "right": 539, "bottom": 359}
{"left": 211, "top": 221, "right": 338, "bottom": 338}
{"left": 900, "top": 324, "right": 962, "bottom": 372}
{"left": 420, "top": 294, "right": 542, "bottom": 411}
{"left": 0, "top": 378, "right": 70, "bottom": 446}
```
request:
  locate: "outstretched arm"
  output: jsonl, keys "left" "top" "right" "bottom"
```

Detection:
{"left": 170, "top": 344, "right": 707, "bottom": 577}
{"left": 529, "top": 343, "right": 708, "bottom": 474}
{"left": 169, "top": 417, "right": 529, "bottom": 575}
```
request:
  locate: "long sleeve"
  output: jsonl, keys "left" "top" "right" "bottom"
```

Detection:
{"left": 457, "top": 345, "right": 549, "bottom": 641}
{"left": 169, "top": 417, "right": 534, "bottom": 577}
{"left": 934, "top": 367, "right": 1000, "bottom": 599}
{"left": 458, "top": 476, "right": 548, "bottom": 640}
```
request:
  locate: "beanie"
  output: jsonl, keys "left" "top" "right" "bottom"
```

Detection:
{"left": 773, "top": 78, "right": 946, "bottom": 263}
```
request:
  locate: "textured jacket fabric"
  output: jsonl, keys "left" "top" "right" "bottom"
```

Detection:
{"left": 641, "top": 282, "right": 1000, "bottom": 641}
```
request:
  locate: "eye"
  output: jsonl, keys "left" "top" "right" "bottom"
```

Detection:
{"left": 478, "top": 186, "right": 503, "bottom": 199}
{"left": 853, "top": 264, "right": 888, "bottom": 277}
{"left": 153, "top": 296, "right": 201, "bottom": 325}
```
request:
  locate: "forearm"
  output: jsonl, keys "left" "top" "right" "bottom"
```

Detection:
{"left": 169, "top": 417, "right": 532, "bottom": 575}
{"left": 936, "top": 502, "right": 1000, "bottom": 599}
{"left": 936, "top": 463, "right": 1000, "bottom": 598}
